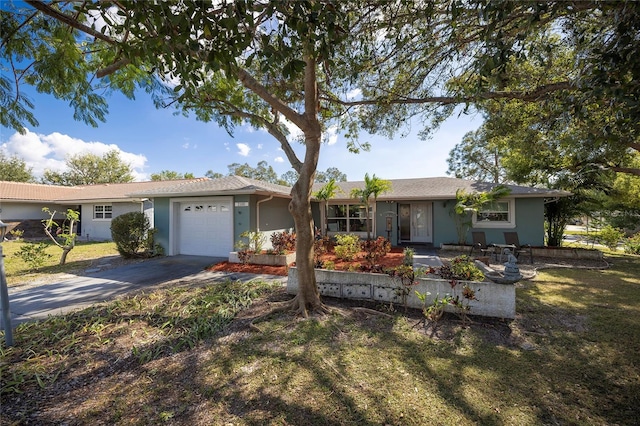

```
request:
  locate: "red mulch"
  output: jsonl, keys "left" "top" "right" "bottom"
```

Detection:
{"left": 208, "top": 247, "right": 405, "bottom": 276}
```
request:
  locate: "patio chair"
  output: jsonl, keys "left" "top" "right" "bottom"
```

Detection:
{"left": 503, "top": 232, "right": 533, "bottom": 264}
{"left": 471, "top": 231, "right": 495, "bottom": 259}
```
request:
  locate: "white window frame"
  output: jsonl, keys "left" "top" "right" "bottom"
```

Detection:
{"left": 326, "top": 203, "right": 374, "bottom": 236}
{"left": 93, "top": 204, "right": 113, "bottom": 220}
{"left": 472, "top": 199, "right": 516, "bottom": 228}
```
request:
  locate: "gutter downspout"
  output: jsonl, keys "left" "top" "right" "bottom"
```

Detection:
{"left": 256, "top": 195, "right": 274, "bottom": 232}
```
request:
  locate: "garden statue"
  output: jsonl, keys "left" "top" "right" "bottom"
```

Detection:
{"left": 503, "top": 250, "right": 523, "bottom": 282}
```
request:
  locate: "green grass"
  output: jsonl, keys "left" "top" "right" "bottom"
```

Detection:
{"left": 2, "top": 240, "right": 121, "bottom": 286}
{"left": 1, "top": 255, "right": 639, "bottom": 425}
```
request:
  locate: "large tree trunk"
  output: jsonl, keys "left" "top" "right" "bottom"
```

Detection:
{"left": 288, "top": 129, "right": 326, "bottom": 316}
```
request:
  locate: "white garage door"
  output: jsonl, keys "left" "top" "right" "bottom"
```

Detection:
{"left": 178, "top": 198, "right": 233, "bottom": 256}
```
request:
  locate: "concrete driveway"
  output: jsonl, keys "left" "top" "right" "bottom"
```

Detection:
{"left": 3, "top": 255, "right": 285, "bottom": 326}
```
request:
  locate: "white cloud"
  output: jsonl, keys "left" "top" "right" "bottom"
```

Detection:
{"left": 182, "top": 142, "right": 190, "bottom": 149}
{"left": 323, "top": 126, "right": 339, "bottom": 146}
{"left": 346, "top": 88, "right": 362, "bottom": 99}
{"left": 224, "top": 142, "right": 231, "bottom": 152}
{"left": 1, "top": 129, "right": 148, "bottom": 181}
{"left": 274, "top": 156, "right": 284, "bottom": 163}
{"left": 257, "top": 144, "right": 263, "bottom": 149}
{"left": 236, "top": 143, "right": 251, "bottom": 156}
{"left": 281, "top": 117, "right": 304, "bottom": 143}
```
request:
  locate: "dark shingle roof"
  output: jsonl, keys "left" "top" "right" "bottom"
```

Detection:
{"left": 128, "top": 176, "right": 292, "bottom": 198}
{"left": 311, "top": 177, "right": 569, "bottom": 201}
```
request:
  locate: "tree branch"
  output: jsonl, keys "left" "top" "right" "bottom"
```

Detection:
{"left": 236, "top": 67, "right": 306, "bottom": 129}
{"left": 610, "top": 166, "right": 640, "bottom": 177}
{"left": 96, "top": 58, "right": 131, "bottom": 78}
{"left": 322, "top": 81, "right": 574, "bottom": 107}
{"left": 24, "top": 0, "right": 116, "bottom": 44}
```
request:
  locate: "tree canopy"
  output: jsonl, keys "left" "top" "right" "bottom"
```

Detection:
{"left": 0, "top": 152, "right": 34, "bottom": 182}
{"left": 42, "top": 150, "right": 134, "bottom": 186}
{"left": 3, "top": 0, "right": 639, "bottom": 314}
{"left": 150, "top": 170, "right": 195, "bottom": 181}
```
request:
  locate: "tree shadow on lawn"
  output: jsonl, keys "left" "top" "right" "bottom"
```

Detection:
{"left": 2, "top": 274, "right": 640, "bottom": 425}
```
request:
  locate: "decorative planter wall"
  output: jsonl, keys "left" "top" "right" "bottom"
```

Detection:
{"left": 529, "top": 247, "right": 602, "bottom": 259}
{"left": 440, "top": 244, "right": 603, "bottom": 260}
{"left": 287, "top": 267, "right": 516, "bottom": 319}
{"left": 229, "top": 252, "right": 296, "bottom": 266}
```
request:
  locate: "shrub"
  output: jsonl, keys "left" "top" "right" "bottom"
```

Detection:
{"left": 624, "top": 232, "right": 640, "bottom": 255}
{"left": 402, "top": 247, "right": 415, "bottom": 266}
{"left": 110, "top": 212, "right": 155, "bottom": 258}
{"left": 270, "top": 230, "right": 296, "bottom": 254}
{"left": 235, "top": 230, "right": 265, "bottom": 254}
{"left": 361, "top": 236, "right": 391, "bottom": 266}
{"left": 313, "top": 236, "right": 331, "bottom": 267}
{"left": 438, "top": 255, "right": 484, "bottom": 282}
{"left": 334, "top": 234, "right": 360, "bottom": 261}
{"left": 598, "top": 225, "right": 625, "bottom": 251}
{"left": 9, "top": 228, "right": 24, "bottom": 240}
{"left": 13, "top": 242, "right": 52, "bottom": 271}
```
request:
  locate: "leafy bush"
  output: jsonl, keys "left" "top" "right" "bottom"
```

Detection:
{"left": 110, "top": 212, "right": 155, "bottom": 258}
{"left": 402, "top": 247, "right": 415, "bottom": 266}
{"left": 313, "top": 236, "right": 331, "bottom": 267}
{"left": 598, "top": 225, "right": 625, "bottom": 251}
{"left": 13, "top": 242, "right": 51, "bottom": 270}
{"left": 334, "top": 234, "right": 360, "bottom": 261}
{"left": 235, "top": 230, "right": 265, "bottom": 253}
{"left": 624, "top": 232, "right": 640, "bottom": 255}
{"left": 270, "top": 230, "right": 296, "bottom": 254}
{"left": 9, "top": 228, "right": 24, "bottom": 240}
{"left": 437, "top": 255, "right": 484, "bottom": 282}
{"left": 361, "top": 236, "right": 391, "bottom": 266}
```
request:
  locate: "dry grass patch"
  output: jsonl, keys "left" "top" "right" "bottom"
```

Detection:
{"left": 1, "top": 253, "right": 639, "bottom": 425}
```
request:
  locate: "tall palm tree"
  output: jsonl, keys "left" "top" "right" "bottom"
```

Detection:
{"left": 350, "top": 174, "right": 392, "bottom": 240}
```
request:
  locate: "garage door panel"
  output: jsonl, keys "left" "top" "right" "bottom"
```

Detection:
{"left": 178, "top": 198, "right": 233, "bottom": 256}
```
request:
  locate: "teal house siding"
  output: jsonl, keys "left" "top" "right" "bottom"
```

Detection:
{"left": 233, "top": 195, "right": 252, "bottom": 246}
{"left": 433, "top": 200, "right": 459, "bottom": 246}
{"left": 153, "top": 197, "right": 171, "bottom": 252}
{"left": 513, "top": 198, "right": 545, "bottom": 246}
{"left": 375, "top": 201, "right": 398, "bottom": 243}
{"left": 258, "top": 196, "right": 293, "bottom": 232}
{"left": 469, "top": 198, "right": 545, "bottom": 247}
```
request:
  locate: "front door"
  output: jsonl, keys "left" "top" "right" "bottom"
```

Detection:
{"left": 399, "top": 202, "right": 432, "bottom": 243}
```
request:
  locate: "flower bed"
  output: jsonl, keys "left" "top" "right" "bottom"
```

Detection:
{"left": 228, "top": 251, "right": 296, "bottom": 266}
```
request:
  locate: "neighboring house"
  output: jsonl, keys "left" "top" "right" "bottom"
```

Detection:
{"left": 0, "top": 179, "right": 202, "bottom": 240}
{"left": 133, "top": 176, "right": 567, "bottom": 257}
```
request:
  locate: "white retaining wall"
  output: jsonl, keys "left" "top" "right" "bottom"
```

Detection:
{"left": 287, "top": 267, "right": 516, "bottom": 319}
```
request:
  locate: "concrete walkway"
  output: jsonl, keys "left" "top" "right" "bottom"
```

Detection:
{"left": 3, "top": 255, "right": 286, "bottom": 326}
{"left": 405, "top": 245, "right": 444, "bottom": 269}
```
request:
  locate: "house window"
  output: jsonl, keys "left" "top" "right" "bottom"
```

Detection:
{"left": 94, "top": 204, "right": 113, "bottom": 220}
{"left": 473, "top": 199, "right": 515, "bottom": 228}
{"left": 327, "top": 203, "right": 373, "bottom": 234}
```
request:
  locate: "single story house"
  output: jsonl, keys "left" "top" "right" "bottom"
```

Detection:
{"left": 0, "top": 179, "right": 201, "bottom": 240}
{"left": 2, "top": 176, "right": 568, "bottom": 255}
{"left": 128, "top": 176, "right": 569, "bottom": 257}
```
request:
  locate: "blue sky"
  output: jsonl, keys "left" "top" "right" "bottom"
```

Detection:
{"left": 0, "top": 85, "right": 482, "bottom": 182}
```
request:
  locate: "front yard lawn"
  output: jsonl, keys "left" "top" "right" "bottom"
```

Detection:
{"left": 1, "top": 253, "right": 639, "bottom": 425}
{"left": 2, "top": 240, "right": 122, "bottom": 287}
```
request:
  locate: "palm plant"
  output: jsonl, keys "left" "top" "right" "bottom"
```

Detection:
{"left": 350, "top": 173, "right": 392, "bottom": 240}
{"left": 313, "top": 179, "right": 342, "bottom": 236}
{"left": 452, "top": 185, "right": 511, "bottom": 244}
